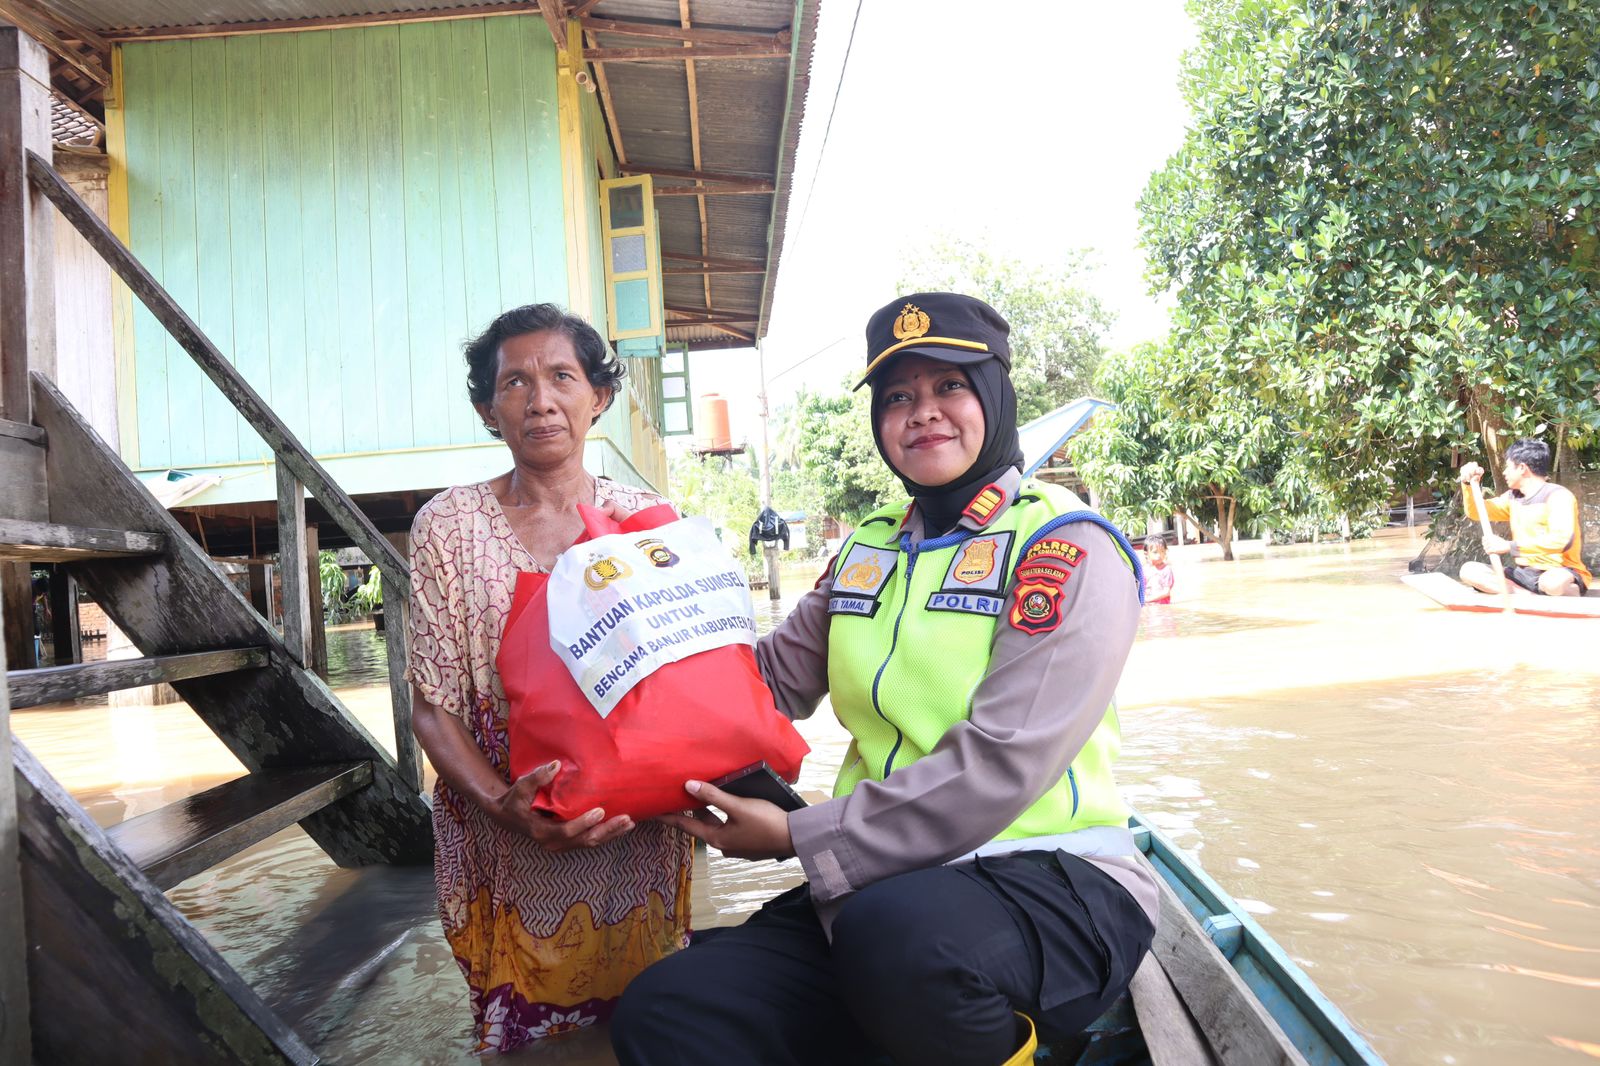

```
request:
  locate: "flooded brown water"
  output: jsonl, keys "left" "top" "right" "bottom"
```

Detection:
{"left": 12, "top": 530, "right": 1600, "bottom": 1065}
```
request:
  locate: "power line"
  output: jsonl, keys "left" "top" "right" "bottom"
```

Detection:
{"left": 793, "top": 0, "right": 864, "bottom": 244}
{"left": 770, "top": 334, "right": 849, "bottom": 383}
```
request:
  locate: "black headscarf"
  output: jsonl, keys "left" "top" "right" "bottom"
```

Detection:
{"left": 871, "top": 356, "right": 1024, "bottom": 536}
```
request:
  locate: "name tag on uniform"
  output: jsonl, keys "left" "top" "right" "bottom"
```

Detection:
{"left": 925, "top": 591, "right": 1004, "bottom": 617}
{"left": 828, "top": 543, "right": 898, "bottom": 618}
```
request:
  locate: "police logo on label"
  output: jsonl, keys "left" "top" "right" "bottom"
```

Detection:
{"left": 584, "top": 556, "right": 633, "bottom": 591}
{"left": 939, "top": 531, "right": 1013, "bottom": 596}
{"left": 952, "top": 539, "right": 997, "bottom": 584}
{"left": 635, "top": 538, "right": 680, "bottom": 568}
{"left": 828, "top": 543, "right": 898, "bottom": 618}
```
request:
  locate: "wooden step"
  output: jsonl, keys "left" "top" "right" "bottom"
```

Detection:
{"left": 0, "top": 417, "right": 45, "bottom": 446}
{"left": 7, "top": 647, "right": 271, "bottom": 709}
{"left": 0, "top": 517, "right": 165, "bottom": 562}
{"left": 107, "top": 763, "right": 373, "bottom": 891}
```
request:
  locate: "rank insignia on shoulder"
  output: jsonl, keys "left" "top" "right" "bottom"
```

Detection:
{"left": 962, "top": 483, "right": 1005, "bottom": 526}
{"left": 1009, "top": 579, "right": 1064, "bottom": 635}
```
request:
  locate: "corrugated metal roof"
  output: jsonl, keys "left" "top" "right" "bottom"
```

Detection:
{"left": 38, "top": 0, "right": 531, "bottom": 33}
{"left": 26, "top": 0, "right": 815, "bottom": 352}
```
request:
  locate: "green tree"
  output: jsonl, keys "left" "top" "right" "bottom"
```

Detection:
{"left": 790, "top": 386, "right": 902, "bottom": 524}
{"left": 896, "top": 237, "right": 1114, "bottom": 424}
{"left": 1073, "top": 342, "right": 1333, "bottom": 560}
{"left": 669, "top": 449, "right": 761, "bottom": 553}
{"left": 1140, "top": 0, "right": 1600, "bottom": 497}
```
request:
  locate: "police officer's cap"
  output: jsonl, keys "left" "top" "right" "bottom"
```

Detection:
{"left": 855, "top": 292, "right": 1011, "bottom": 390}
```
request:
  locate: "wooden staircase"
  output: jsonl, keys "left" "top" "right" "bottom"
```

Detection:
{"left": 1, "top": 34, "right": 433, "bottom": 1061}
{"left": 3, "top": 376, "right": 433, "bottom": 1063}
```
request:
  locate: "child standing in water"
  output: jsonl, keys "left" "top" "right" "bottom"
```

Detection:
{"left": 1144, "top": 535, "right": 1175, "bottom": 604}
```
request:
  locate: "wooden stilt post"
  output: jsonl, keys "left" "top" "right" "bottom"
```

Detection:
{"left": 276, "top": 465, "right": 312, "bottom": 667}
{"left": 383, "top": 530, "right": 422, "bottom": 791}
{"left": 1, "top": 29, "right": 52, "bottom": 1052}
{"left": 47, "top": 564, "right": 78, "bottom": 665}
{"left": 303, "top": 520, "right": 327, "bottom": 679}
{"left": 248, "top": 561, "right": 273, "bottom": 623}
{"left": 0, "top": 593, "right": 31, "bottom": 1065}
{"left": 1, "top": 26, "right": 54, "bottom": 675}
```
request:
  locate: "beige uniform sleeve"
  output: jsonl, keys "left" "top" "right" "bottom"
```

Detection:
{"left": 786, "top": 521, "right": 1143, "bottom": 909}
{"left": 755, "top": 584, "right": 833, "bottom": 722}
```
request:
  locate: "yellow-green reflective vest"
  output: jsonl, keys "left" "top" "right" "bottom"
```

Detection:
{"left": 824, "top": 480, "right": 1140, "bottom": 842}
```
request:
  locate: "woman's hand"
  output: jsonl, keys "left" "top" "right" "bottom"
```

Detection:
{"left": 597, "top": 497, "right": 634, "bottom": 523}
{"left": 655, "top": 780, "right": 796, "bottom": 861}
{"left": 488, "top": 760, "right": 635, "bottom": 851}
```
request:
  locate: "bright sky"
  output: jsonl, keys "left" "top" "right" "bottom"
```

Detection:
{"left": 681, "top": 0, "right": 1198, "bottom": 453}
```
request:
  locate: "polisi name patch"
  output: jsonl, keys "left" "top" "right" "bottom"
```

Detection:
{"left": 926, "top": 591, "right": 1004, "bottom": 617}
{"left": 828, "top": 543, "right": 899, "bottom": 618}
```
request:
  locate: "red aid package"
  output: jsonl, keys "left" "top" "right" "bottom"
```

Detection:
{"left": 500, "top": 502, "right": 808, "bottom": 821}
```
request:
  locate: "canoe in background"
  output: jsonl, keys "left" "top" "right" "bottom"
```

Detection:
{"left": 1402, "top": 572, "right": 1600, "bottom": 619}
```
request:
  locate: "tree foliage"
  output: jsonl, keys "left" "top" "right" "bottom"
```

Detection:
{"left": 1074, "top": 342, "right": 1354, "bottom": 559}
{"left": 1136, "top": 0, "right": 1600, "bottom": 499}
{"left": 896, "top": 238, "right": 1113, "bottom": 424}
{"left": 787, "top": 386, "right": 903, "bottom": 524}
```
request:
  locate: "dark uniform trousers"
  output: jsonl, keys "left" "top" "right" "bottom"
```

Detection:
{"left": 610, "top": 850, "right": 1155, "bottom": 1066}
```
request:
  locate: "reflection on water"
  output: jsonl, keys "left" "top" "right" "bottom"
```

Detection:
{"left": 12, "top": 531, "right": 1600, "bottom": 1065}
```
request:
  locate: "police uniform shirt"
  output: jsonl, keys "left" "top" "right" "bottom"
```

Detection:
{"left": 754, "top": 467, "right": 1159, "bottom": 933}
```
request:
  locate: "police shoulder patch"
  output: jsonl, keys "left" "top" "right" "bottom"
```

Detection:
{"left": 1009, "top": 578, "right": 1065, "bottom": 635}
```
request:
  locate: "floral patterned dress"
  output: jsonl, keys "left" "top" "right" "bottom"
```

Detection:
{"left": 406, "top": 478, "right": 693, "bottom": 1053}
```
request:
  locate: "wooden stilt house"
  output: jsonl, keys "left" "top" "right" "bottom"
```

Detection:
{"left": 0, "top": 2, "right": 815, "bottom": 1060}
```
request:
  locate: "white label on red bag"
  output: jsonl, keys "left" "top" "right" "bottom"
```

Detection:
{"left": 547, "top": 515, "right": 758, "bottom": 717}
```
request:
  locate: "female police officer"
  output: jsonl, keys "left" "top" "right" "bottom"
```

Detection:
{"left": 611, "top": 293, "right": 1157, "bottom": 1066}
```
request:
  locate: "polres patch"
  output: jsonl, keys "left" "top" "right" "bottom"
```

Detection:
{"left": 1009, "top": 578, "right": 1065, "bottom": 635}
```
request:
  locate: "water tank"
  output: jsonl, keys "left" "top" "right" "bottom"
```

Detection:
{"left": 694, "top": 393, "right": 733, "bottom": 453}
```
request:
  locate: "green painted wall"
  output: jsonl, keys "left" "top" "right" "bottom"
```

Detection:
{"left": 118, "top": 16, "right": 566, "bottom": 470}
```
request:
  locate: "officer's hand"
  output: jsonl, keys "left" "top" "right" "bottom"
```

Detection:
{"left": 655, "top": 780, "right": 796, "bottom": 861}
{"left": 488, "top": 761, "right": 634, "bottom": 851}
{"left": 1459, "top": 461, "right": 1484, "bottom": 485}
{"left": 1482, "top": 534, "right": 1513, "bottom": 556}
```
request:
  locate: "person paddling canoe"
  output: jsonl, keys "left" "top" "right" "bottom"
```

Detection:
{"left": 1459, "top": 439, "right": 1591, "bottom": 599}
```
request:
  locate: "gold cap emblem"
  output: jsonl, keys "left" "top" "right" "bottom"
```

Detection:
{"left": 892, "top": 303, "right": 931, "bottom": 341}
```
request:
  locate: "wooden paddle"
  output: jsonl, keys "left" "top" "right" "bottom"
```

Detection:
{"left": 1468, "top": 476, "right": 1517, "bottom": 615}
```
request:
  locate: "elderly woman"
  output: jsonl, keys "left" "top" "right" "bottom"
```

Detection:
{"left": 406, "top": 303, "right": 691, "bottom": 1053}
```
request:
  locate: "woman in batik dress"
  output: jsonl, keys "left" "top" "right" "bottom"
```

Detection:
{"left": 407, "top": 304, "right": 692, "bottom": 1053}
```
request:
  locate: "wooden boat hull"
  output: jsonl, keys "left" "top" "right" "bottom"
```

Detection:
{"left": 1402, "top": 572, "right": 1600, "bottom": 619}
{"left": 1069, "top": 814, "right": 1384, "bottom": 1064}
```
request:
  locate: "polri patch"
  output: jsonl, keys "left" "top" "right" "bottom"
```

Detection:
{"left": 926, "top": 590, "right": 1005, "bottom": 617}
{"left": 828, "top": 543, "right": 899, "bottom": 618}
{"left": 939, "top": 531, "right": 1015, "bottom": 596}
